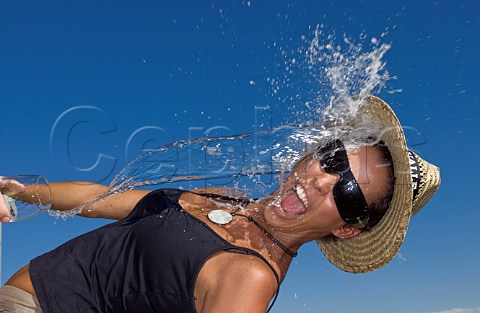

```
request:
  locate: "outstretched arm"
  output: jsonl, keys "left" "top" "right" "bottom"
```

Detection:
{"left": 0, "top": 180, "right": 149, "bottom": 223}
{"left": 47, "top": 182, "right": 150, "bottom": 219}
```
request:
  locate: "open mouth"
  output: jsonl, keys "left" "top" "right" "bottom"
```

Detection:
{"left": 280, "top": 184, "right": 308, "bottom": 216}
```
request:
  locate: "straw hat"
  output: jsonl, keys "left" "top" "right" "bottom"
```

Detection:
{"left": 317, "top": 95, "right": 441, "bottom": 273}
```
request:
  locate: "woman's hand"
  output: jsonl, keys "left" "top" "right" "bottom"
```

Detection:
{"left": 0, "top": 177, "right": 27, "bottom": 223}
{"left": 0, "top": 193, "right": 10, "bottom": 223}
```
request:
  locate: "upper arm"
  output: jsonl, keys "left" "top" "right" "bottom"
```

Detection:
{"left": 198, "top": 254, "right": 278, "bottom": 313}
{"left": 85, "top": 189, "right": 150, "bottom": 220}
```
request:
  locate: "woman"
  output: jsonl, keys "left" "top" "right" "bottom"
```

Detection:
{"left": 0, "top": 96, "right": 440, "bottom": 313}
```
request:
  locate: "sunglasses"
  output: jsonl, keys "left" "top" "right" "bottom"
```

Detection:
{"left": 315, "top": 139, "right": 370, "bottom": 228}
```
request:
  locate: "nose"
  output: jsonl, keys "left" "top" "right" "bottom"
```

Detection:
{"left": 310, "top": 172, "right": 339, "bottom": 195}
{"left": 301, "top": 158, "right": 339, "bottom": 195}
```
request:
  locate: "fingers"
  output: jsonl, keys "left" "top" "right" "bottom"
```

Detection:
{"left": 0, "top": 179, "right": 26, "bottom": 197}
{"left": 0, "top": 178, "right": 26, "bottom": 224}
{"left": 0, "top": 192, "right": 11, "bottom": 223}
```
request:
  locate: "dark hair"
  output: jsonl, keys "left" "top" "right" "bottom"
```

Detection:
{"left": 365, "top": 141, "right": 395, "bottom": 230}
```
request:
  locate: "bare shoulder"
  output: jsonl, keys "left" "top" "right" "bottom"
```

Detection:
{"left": 220, "top": 252, "right": 278, "bottom": 287}
{"left": 195, "top": 252, "right": 278, "bottom": 313}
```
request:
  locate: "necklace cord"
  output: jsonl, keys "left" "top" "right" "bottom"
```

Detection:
{"left": 192, "top": 191, "right": 297, "bottom": 258}
{"left": 233, "top": 213, "right": 297, "bottom": 258}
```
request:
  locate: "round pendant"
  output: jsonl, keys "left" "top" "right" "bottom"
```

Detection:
{"left": 208, "top": 209, "right": 233, "bottom": 225}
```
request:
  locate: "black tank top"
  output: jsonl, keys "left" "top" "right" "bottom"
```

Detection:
{"left": 30, "top": 189, "right": 280, "bottom": 313}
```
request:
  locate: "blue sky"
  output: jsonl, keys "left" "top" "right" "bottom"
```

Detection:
{"left": 1, "top": 1, "right": 479, "bottom": 312}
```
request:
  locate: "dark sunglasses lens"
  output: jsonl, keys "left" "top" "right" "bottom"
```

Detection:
{"left": 333, "top": 175, "right": 369, "bottom": 224}
{"left": 317, "top": 140, "right": 349, "bottom": 173}
{"left": 317, "top": 139, "right": 370, "bottom": 226}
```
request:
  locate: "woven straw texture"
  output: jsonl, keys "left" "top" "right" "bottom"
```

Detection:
{"left": 317, "top": 95, "right": 438, "bottom": 273}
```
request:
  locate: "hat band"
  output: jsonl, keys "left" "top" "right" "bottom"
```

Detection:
{"left": 408, "top": 150, "right": 421, "bottom": 202}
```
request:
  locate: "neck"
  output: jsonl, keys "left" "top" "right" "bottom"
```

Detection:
{"left": 246, "top": 198, "right": 303, "bottom": 252}
{"left": 248, "top": 194, "right": 332, "bottom": 250}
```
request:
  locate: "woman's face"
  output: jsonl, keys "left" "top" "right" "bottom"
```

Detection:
{"left": 263, "top": 146, "right": 390, "bottom": 241}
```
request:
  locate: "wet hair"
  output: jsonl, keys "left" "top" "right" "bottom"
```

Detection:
{"left": 364, "top": 140, "right": 395, "bottom": 230}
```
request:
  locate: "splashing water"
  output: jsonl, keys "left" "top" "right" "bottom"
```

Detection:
{"left": 307, "top": 28, "right": 391, "bottom": 109}
{"left": 306, "top": 28, "right": 392, "bottom": 137}
{"left": 55, "top": 124, "right": 324, "bottom": 218}
{"left": 277, "top": 26, "right": 393, "bottom": 134}
{"left": 53, "top": 28, "right": 394, "bottom": 219}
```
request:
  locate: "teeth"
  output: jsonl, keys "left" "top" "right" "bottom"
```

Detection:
{"left": 294, "top": 185, "right": 308, "bottom": 208}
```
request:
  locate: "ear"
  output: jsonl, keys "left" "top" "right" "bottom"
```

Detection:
{"left": 331, "top": 224, "right": 362, "bottom": 239}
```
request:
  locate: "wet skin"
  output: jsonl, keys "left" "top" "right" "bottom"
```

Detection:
{"left": 258, "top": 146, "right": 391, "bottom": 249}
{"left": 3, "top": 146, "right": 390, "bottom": 313}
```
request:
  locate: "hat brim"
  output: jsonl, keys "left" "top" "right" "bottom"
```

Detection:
{"left": 317, "top": 95, "right": 413, "bottom": 273}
